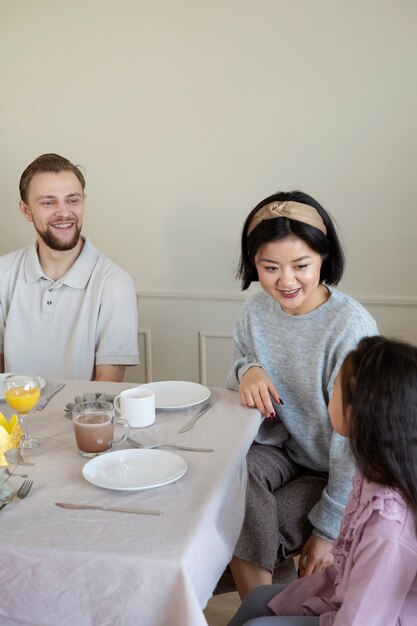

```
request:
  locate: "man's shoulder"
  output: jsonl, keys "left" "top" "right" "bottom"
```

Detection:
{"left": 84, "top": 241, "right": 135, "bottom": 292}
{"left": 94, "top": 250, "right": 133, "bottom": 281}
{"left": 0, "top": 246, "right": 31, "bottom": 272}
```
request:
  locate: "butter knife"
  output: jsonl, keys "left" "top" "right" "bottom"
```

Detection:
{"left": 37, "top": 383, "right": 65, "bottom": 410}
{"left": 55, "top": 502, "right": 162, "bottom": 516}
{"left": 178, "top": 402, "right": 213, "bottom": 433}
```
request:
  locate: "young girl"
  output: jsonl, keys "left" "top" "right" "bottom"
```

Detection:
{"left": 228, "top": 336, "right": 417, "bottom": 625}
{"left": 225, "top": 191, "right": 378, "bottom": 597}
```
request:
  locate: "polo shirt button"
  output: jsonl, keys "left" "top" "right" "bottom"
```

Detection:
{"left": 47, "top": 300, "right": 53, "bottom": 305}
{"left": 48, "top": 288, "right": 53, "bottom": 292}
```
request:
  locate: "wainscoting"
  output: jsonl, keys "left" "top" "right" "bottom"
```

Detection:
{"left": 124, "top": 290, "right": 417, "bottom": 385}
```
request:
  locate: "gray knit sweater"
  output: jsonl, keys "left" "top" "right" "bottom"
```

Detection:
{"left": 226, "top": 287, "right": 378, "bottom": 540}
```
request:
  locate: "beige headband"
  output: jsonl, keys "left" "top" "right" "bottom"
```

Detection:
{"left": 247, "top": 200, "right": 327, "bottom": 237}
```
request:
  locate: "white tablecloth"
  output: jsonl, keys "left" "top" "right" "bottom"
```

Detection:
{"left": 0, "top": 381, "right": 261, "bottom": 626}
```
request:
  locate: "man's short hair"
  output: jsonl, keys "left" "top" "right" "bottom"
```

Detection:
{"left": 19, "top": 153, "right": 86, "bottom": 203}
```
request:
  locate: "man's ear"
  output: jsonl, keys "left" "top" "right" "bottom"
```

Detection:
{"left": 19, "top": 201, "right": 34, "bottom": 222}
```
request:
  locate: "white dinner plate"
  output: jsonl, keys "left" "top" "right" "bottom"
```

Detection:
{"left": 141, "top": 381, "right": 211, "bottom": 409}
{"left": 0, "top": 373, "right": 46, "bottom": 400}
{"left": 82, "top": 448, "right": 188, "bottom": 491}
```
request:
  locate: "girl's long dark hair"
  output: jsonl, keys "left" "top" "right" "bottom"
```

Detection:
{"left": 341, "top": 336, "right": 417, "bottom": 521}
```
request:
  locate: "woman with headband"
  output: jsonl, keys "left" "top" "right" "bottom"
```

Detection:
{"left": 225, "top": 191, "right": 378, "bottom": 600}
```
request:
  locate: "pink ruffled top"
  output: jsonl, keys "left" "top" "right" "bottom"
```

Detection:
{"left": 268, "top": 470, "right": 417, "bottom": 625}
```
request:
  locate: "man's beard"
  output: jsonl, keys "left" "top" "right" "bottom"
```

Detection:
{"left": 35, "top": 224, "right": 82, "bottom": 251}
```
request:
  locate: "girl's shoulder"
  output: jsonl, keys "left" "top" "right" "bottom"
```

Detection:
{"left": 361, "top": 479, "right": 410, "bottom": 527}
{"left": 340, "top": 472, "right": 413, "bottom": 543}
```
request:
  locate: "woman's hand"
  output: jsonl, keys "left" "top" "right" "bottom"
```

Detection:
{"left": 298, "top": 534, "right": 334, "bottom": 578}
{"left": 239, "top": 366, "right": 281, "bottom": 418}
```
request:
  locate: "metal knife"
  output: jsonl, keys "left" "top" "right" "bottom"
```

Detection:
{"left": 36, "top": 383, "right": 66, "bottom": 410}
{"left": 55, "top": 502, "right": 162, "bottom": 516}
{"left": 178, "top": 401, "right": 213, "bottom": 433}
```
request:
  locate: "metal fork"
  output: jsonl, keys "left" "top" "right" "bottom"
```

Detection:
{"left": 126, "top": 437, "right": 214, "bottom": 452}
{"left": 0, "top": 479, "right": 33, "bottom": 511}
{"left": 177, "top": 402, "right": 213, "bottom": 433}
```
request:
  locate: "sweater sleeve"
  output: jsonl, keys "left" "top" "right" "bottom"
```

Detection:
{"left": 309, "top": 309, "right": 379, "bottom": 540}
{"left": 308, "top": 431, "right": 355, "bottom": 541}
{"left": 225, "top": 306, "right": 264, "bottom": 390}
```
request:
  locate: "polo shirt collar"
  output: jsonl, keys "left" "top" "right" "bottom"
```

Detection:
{"left": 24, "top": 236, "right": 99, "bottom": 289}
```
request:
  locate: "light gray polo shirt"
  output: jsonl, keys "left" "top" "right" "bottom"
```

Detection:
{"left": 0, "top": 237, "right": 139, "bottom": 380}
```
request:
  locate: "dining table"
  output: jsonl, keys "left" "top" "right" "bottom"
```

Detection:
{"left": 0, "top": 379, "right": 262, "bottom": 626}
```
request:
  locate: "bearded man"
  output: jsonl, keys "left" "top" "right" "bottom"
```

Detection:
{"left": 0, "top": 153, "right": 139, "bottom": 381}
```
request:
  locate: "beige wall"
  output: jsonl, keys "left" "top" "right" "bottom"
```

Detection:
{"left": 1, "top": 1, "right": 416, "bottom": 384}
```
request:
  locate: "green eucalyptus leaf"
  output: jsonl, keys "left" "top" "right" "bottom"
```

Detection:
{"left": 4, "top": 448, "right": 35, "bottom": 467}
{"left": 0, "top": 467, "right": 12, "bottom": 477}
{"left": 0, "top": 481, "right": 14, "bottom": 501}
{"left": 74, "top": 396, "right": 83, "bottom": 405}
{"left": 83, "top": 393, "right": 95, "bottom": 402}
{"left": 4, "top": 448, "right": 24, "bottom": 465}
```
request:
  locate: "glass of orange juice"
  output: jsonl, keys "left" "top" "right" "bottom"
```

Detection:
{"left": 4, "top": 374, "right": 41, "bottom": 448}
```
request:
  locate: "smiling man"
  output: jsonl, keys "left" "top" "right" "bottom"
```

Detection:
{"left": 0, "top": 153, "right": 139, "bottom": 381}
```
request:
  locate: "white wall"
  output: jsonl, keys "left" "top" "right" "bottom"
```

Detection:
{"left": 1, "top": 1, "right": 416, "bottom": 385}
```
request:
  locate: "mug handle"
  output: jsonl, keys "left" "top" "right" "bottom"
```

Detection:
{"left": 113, "top": 394, "right": 121, "bottom": 414}
{"left": 111, "top": 416, "right": 129, "bottom": 447}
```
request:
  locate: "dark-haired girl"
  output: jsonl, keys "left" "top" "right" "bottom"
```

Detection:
{"left": 228, "top": 336, "right": 417, "bottom": 625}
{"left": 225, "top": 192, "right": 378, "bottom": 598}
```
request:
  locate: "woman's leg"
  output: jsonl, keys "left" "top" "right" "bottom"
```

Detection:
{"left": 231, "top": 445, "right": 328, "bottom": 599}
{"left": 231, "top": 446, "right": 301, "bottom": 599}
{"left": 227, "top": 584, "right": 285, "bottom": 626}
{"left": 229, "top": 556, "right": 272, "bottom": 600}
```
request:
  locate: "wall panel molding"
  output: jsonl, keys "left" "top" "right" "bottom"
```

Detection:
{"left": 140, "top": 289, "right": 417, "bottom": 308}
{"left": 198, "top": 331, "right": 233, "bottom": 386}
{"left": 138, "top": 329, "right": 152, "bottom": 382}
{"left": 137, "top": 290, "right": 417, "bottom": 384}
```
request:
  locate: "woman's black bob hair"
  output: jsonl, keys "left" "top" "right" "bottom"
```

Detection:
{"left": 340, "top": 336, "right": 417, "bottom": 521}
{"left": 237, "top": 190, "right": 345, "bottom": 290}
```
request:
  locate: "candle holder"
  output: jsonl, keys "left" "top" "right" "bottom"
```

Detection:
{"left": 0, "top": 414, "right": 24, "bottom": 466}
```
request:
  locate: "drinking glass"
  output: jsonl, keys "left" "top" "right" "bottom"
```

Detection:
{"left": 3, "top": 374, "right": 41, "bottom": 448}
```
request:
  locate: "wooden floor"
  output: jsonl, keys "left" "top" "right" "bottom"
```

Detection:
{"left": 204, "top": 557, "right": 299, "bottom": 624}
{"left": 204, "top": 592, "right": 241, "bottom": 626}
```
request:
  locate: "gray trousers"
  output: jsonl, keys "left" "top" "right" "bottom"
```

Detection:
{"left": 235, "top": 444, "right": 328, "bottom": 572}
{"left": 227, "top": 584, "right": 320, "bottom": 626}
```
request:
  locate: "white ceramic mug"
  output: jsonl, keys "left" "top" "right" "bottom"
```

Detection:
{"left": 113, "top": 387, "right": 156, "bottom": 428}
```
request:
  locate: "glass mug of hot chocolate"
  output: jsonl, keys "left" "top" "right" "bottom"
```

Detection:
{"left": 72, "top": 401, "right": 129, "bottom": 456}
